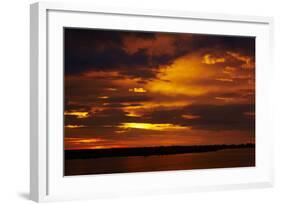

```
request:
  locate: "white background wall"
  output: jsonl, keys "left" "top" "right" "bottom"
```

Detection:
{"left": 0, "top": 0, "right": 280, "bottom": 204}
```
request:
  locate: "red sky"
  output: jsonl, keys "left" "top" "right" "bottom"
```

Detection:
{"left": 64, "top": 28, "right": 255, "bottom": 150}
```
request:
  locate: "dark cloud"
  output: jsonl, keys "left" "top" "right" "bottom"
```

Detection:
{"left": 191, "top": 34, "right": 255, "bottom": 57}
{"left": 64, "top": 28, "right": 175, "bottom": 79}
{"left": 64, "top": 103, "right": 91, "bottom": 112}
{"left": 65, "top": 102, "right": 254, "bottom": 132}
{"left": 145, "top": 104, "right": 255, "bottom": 131}
{"left": 103, "top": 103, "right": 143, "bottom": 108}
{"left": 65, "top": 108, "right": 141, "bottom": 128}
{"left": 184, "top": 103, "right": 255, "bottom": 130}
{"left": 65, "top": 28, "right": 255, "bottom": 80}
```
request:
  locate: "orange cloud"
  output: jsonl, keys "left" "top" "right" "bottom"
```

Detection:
{"left": 65, "top": 137, "right": 105, "bottom": 144}
{"left": 125, "top": 111, "right": 142, "bottom": 117}
{"left": 215, "top": 78, "right": 234, "bottom": 82}
{"left": 105, "top": 88, "right": 117, "bottom": 91}
{"left": 146, "top": 54, "right": 220, "bottom": 97}
{"left": 214, "top": 97, "right": 234, "bottom": 102}
{"left": 182, "top": 114, "right": 201, "bottom": 120}
{"left": 227, "top": 51, "right": 255, "bottom": 69}
{"left": 202, "top": 54, "right": 225, "bottom": 65}
{"left": 118, "top": 123, "right": 190, "bottom": 131}
{"left": 64, "top": 111, "right": 89, "bottom": 118}
{"left": 223, "top": 66, "right": 237, "bottom": 74}
{"left": 65, "top": 125, "right": 87, "bottom": 128}
{"left": 98, "top": 96, "right": 109, "bottom": 99}
{"left": 129, "top": 88, "right": 147, "bottom": 93}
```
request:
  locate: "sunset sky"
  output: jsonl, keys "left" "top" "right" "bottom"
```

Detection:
{"left": 64, "top": 28, "right": 255, "bottom": 150}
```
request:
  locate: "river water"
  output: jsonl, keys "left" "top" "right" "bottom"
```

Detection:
{"left": 65, "top": 148, "right": 255, "bottom": 176}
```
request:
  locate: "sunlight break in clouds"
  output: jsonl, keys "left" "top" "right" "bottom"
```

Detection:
{"left": 65, "top": 125, "right": 86, "bottom": 129}
{"left": 64, "top": 111, "right": 89, "bottom": 118}
{"left": 202, "top": 54, "right": 225, "bottom": 65}
{"left": 118, "top": 123, "right": 191, "bottom": 131}
{"left": 129, "top": 88, "right": 147, "bottom": 93}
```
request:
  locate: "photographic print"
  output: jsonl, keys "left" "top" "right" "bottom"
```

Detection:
{"left": 64, "top": 28, "right": 255, "bottom": 176}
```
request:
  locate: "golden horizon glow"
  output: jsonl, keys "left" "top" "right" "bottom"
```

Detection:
{"left": 118, "top": 123, "right": 190, "bottom": 131}
{"left": 88, "top": 145, "right": 122, "bottom": 149}
{"left": 65, "top": 137, "right": 104, "bottom": 144}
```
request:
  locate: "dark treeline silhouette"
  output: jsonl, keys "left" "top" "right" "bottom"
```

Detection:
{"left": 65, "top": 143, "right": 255, "bottom": 160}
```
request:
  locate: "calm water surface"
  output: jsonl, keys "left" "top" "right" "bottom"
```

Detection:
{"left": 65, "top": 148, "right": 255, "bottom": 176}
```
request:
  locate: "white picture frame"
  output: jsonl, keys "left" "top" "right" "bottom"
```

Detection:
{"left": 30, "top": 2, "right": 274, "bottom": 202}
